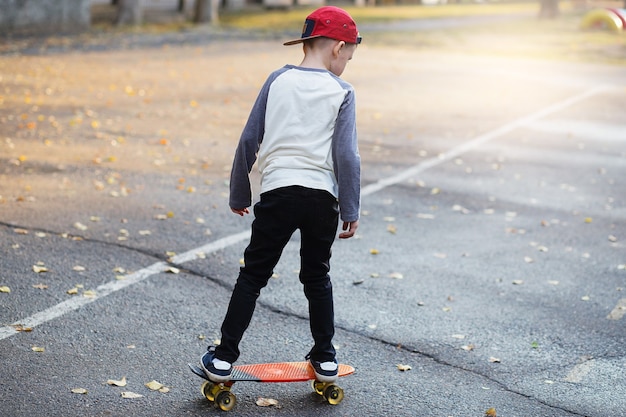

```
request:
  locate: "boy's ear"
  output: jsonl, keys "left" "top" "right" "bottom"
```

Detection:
{"left": 333, "top": 40, "right": 346, "bottom": 57}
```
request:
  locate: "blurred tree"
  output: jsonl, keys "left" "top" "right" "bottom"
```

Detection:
{"left": 539, "top": 0, "right": 559, "bottom": 18}
{"left": 113, "top": 0, "right": 217, "bottom": 25}
{"left": 194, "top": 0, "right": 220, "bottom": 23}
{"left": 116, "top": 0, "right": 143, "bottom": 25}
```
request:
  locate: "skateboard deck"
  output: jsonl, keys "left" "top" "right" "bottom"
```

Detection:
{"left": 188, "top": 361, "right": 354, "bottom": 411}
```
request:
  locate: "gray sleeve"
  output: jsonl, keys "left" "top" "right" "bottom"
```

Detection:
{"left": 228, "top": 77, "right": 271, "bottom": 209}
{"left": 332, "top": 88, "right": 361, "bottom": 222}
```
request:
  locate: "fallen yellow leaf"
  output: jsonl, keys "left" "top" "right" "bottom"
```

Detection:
{"left": 485, "top": 408, "right": 497, "bottom": 417}
{"left": 32, "top": 265, "right": 48, "bottom": 273}
{"left": 107, "top": 376, "right": 127, "bottom": 387}
{"left": 396, "top": 364, "right": 412, "bottom": 371}
{"left": 256, "top": 397, "right": 279, "bottom": 407}
{"left": 71, "top": 388, "right": 88, "bottom": 394}
{"left": 31, "top": 346, "right": 45, "bottom": 352}
{"left": 13, "top": 325, "right": 33, "bottom": 332}
{"left": 121, "top": 391, "right": 143, "bottom": 399}
{"left": 67, "top": 287, "right": 79, "bottom": 295}
{"left": 145, "top": 380, "right": 164, "bottom": 391}
{"left": 0, "top": 286, "right": 10, "bottom": 293}
{"left": 74, "top": 222, "right": 88, "bottom": 231}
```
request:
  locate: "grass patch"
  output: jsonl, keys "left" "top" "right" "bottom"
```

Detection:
{"left": 220, "top": 3, "right": 625, "bottom": 65}
{"left": 219, "top": 3, "right": 540, "bottom": 29}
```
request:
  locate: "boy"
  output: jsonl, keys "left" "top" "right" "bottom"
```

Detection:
{"left": 200, "top": 6, "right": 361, "bottom": 384}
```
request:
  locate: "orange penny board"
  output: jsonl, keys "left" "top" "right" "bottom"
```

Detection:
{"left": 189, "top": 361, "right": 354, "bottom": 383}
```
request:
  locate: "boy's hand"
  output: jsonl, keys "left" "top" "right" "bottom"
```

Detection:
{"left": 231, "top": 207, "right": 250, "bottom": 216}
{"left": 338, "top": 220, "right": 358, "bottom": 239}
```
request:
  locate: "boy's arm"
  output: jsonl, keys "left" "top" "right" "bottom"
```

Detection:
{"left": 332, "top": 88, "right": 361, "bottom": 225}
{"left": 228, "top": 78, "right": 271, "bottom": 211}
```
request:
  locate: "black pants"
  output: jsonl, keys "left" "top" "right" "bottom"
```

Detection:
{"left": 215, "top": 186, "right": 339, "bottom": 364}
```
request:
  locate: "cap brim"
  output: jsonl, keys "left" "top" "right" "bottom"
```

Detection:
{"left": 283, "top": 35, "right": 322, "bottom": 46}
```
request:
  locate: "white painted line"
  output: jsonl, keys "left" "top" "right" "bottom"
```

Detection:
{"left": 607, "top": 298, "right": 626, "bottom": 320}
{"left": 0, "top": 231, "right": 250, "bottom": 341}
{"left": 0, "top": 86, "right": 607, "bottom": 341}
{"left": 170, "top": 230, "right": 250, "bottom": 264}
{"left": 361, "top": 85, "right": 609, "bottom": 196}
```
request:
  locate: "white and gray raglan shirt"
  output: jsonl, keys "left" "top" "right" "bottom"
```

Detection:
{"left": 229, "top": 65, "right": 361, "bottom": 223}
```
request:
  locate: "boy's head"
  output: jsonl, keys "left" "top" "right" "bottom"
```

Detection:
{"left": 283, "top": 6, "right": 361, "bottom": 46}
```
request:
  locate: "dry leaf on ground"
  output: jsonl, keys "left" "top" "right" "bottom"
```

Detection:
{"left": 145, "top": 380, "right": 164, "bottom": 391}
{"left": 256, "top": 397, "right": 279, "bottom": 407}
{"left": 396, "top": 364, "right": 412, "bottom": 371}
{"left": 107, "top": 376, "right": 127, "bottom": 387}
{"left": 74, "top": 222, "right": 88, "bottom": 231}
{"left": 121, "top": 391, "right": 143, "bottom": 399}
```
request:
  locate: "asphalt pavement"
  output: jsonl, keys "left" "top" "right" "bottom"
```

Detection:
{"left": 1, "top": 19, "right": 625, "bottom": 417}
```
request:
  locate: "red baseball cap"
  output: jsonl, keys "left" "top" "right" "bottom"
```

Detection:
{"left": 283, "top": 6, "right": 362, "bottom": 46}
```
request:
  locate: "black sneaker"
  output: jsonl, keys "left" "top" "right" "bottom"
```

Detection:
{"left": 308, "top": 357, "right": 338, "bottom": 383}
{"left": 200, "top": 346, "right": 232, "bottom": 383}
